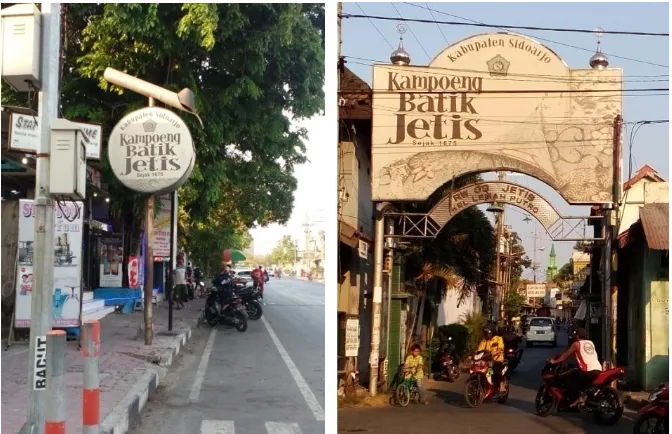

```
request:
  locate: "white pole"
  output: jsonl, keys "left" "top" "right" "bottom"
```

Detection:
{"left": 24, "top": 3, "right": 61, "bottom": 433}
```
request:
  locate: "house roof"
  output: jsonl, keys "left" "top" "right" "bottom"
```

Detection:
{"left": 623, "top": 164, "right": 666, "bottom": 191}
{"left": 339, "top": 66, "right": 371, "bottom": 120}
{"left": 639, "top": 203, "right": 669, "bottom": 250}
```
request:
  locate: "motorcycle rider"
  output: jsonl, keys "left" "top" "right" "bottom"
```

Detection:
{"left": 502, "top": 324, "right": 522, "bottom": 363}
{"left": 477, "top": 327, "right": 507, "bottom": 393}
{"left": 549, "top": 328, "right": 602, "bottom": 407}
{"left": 251, "top": 265, "right": 265, "bottom": 298}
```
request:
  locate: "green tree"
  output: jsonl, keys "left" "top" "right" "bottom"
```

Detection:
{"left": 268, "top": 235, "right": 298, "bottom": 267}
{"left": 2, "top": 4, "right": 324, "bottom": 260}
{"left": 503, "top": 290, "right": 527, "bottom": 318}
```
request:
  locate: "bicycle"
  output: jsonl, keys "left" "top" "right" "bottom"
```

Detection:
{"left": 394, "top": 366, "right": 422, "bottom": 407}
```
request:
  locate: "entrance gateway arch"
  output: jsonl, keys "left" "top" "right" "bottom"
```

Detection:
{"left": 366, "top": 32, "right": 623, "bottom": 395}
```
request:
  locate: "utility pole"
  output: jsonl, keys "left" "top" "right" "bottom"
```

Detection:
{"left": 532, "top": 221, "right": 538, "bottom": 283}
{"left": 23, "top": 4, "right": 60, "bottom": 433}
{"left": 493, "top": 171, "right": 505, "bottom": 322}
{"left": 369, "top": 211, "right": 385, "bottom": 396}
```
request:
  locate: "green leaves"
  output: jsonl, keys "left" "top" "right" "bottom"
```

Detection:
{"left": 3, "top": 4, "right": 324, "bottom": 267}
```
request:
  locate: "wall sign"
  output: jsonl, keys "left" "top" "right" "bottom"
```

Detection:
{"left": 33, "top": 335, "right": 47, "bottom": 390}
{"left": 75, "top": 122, "right": 103, "bottom": 160}
{"left": 345, "top": 318, "right": 360, "bottom": 357}
{"left": 9, "top": 113, "right": 40, "bottom": 153}
{"left": 107, "top": 107, "right": 195, "bottom": 194}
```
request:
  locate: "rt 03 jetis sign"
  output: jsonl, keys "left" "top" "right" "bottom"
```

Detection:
{"left": 107, "top": 107, "right": 195, "bottom": 195}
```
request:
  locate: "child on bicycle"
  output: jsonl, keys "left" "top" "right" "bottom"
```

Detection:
{"left": 404, "top": 343, "right": 428, "bottom": 404}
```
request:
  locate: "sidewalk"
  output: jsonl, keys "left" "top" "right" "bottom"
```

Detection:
{"left": 1, "top": 299, "right": 202, "bottom": 434}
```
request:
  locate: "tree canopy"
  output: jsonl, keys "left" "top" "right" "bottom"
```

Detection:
{"left": 2, "top": 4, "right": 325, "bottom": 263}
{"left": 267, "top": 235, "right": 298, "bottom": 267}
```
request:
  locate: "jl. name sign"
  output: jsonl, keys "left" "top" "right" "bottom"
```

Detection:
{"left": 108, "top": 107, "right": 195, "bottom": 194}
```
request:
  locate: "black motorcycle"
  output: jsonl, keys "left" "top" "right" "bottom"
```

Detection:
{"left": 435, "top": 338, "right": 461, "bottom": 382}
{"left": 205, "top": 276, "right": 248, "bottom": 332}
{"left": 234, "top": 286, "right": 263, "bottom": 320}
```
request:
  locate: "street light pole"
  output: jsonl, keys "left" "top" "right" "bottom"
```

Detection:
{"left": 23, "top": 4, "right": 61, "bottom": 433}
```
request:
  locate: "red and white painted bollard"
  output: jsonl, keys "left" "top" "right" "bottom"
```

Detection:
{"left": 45, "top": 330, "right": 67, "bottom": 434}
{"left": 81, "top": 320, "right": 101, "bottom": 434}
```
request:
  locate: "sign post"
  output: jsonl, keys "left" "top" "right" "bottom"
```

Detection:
{"left": 106, "top": 77, "right": 197, "bottom": 344}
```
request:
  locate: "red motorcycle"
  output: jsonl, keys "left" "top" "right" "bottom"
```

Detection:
{"left": 634, "top": 381, "right": 668, "bottom": 434}
{"left": 535, "top": 361, "right": 626, "bottom": 425}
{"left": 463, "top": 350, "right": 509, "bottom": 408}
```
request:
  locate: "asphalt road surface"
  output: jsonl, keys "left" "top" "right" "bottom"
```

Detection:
{"left": 339, "top": 331, "right": 638, "bottom": 434}
{"left": 130, "top": 277, "right": 325, "bottom": 434}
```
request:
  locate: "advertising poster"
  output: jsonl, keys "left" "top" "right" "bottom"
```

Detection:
{"left": 99, "top": 234, "right": 123, "bottom": 287}
{"left": 15, "top": 199, "right": 83, "bottom": 327}
{"left": 128, "top": 255, "right": 139, "bottom": 289}
{"left": 153, "top": 195, "right": 171, "bottom": 258}
{"left": 139, "top": 232, "right": 145, "bottom": 287}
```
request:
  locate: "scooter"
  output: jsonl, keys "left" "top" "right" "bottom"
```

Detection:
{"left": 435, "top": 337, "right": 460, "bottom": 382}
{"left": 463, "top": 350, "right": 509, "bottom": 408}
{"left": 634, "top": 381, "right": 668, "bottom": 434}
{"left": 234, "top": 286, "right": 264, "bottom": 320}
{"left": 204, "top": 276, "right": 248, "bottom": 332}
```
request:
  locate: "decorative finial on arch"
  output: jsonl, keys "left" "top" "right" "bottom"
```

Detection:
{"left": 590, "top": 27, "right": 609, "bottom": 70}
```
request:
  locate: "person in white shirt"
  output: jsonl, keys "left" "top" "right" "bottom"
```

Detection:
{"left": 550, "top": 328, "right": 602, "bottom": 407}
{"left": 173, "top": 257, "right": 187, "bottom": 309}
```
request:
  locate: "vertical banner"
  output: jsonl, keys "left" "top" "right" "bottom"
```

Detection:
{"left": 127, "top": 255, "right": 139, "bottom": 288}
{"left": 15, "top": 199, "right": 84, "bottom": 327}
{"left": 138, "top": 232, "right": 145, "bottom": 287}
{"left": 153, "top": 194, "right": 171, "bottom": 258}
{"left": 99, "top": 234, "right": 123, "bottom": 287}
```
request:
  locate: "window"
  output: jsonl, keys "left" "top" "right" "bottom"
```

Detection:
{"left": 530, "top": 318, "right": 553, "bottom": 328}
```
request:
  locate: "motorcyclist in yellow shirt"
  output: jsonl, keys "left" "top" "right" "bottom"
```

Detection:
{"left": 477, "top": 327, "right": 507, "bottom": 393}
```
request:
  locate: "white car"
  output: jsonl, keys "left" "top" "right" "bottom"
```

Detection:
{"left": 232, "top": 269, "right": 254, "bottom": 288}
{"left": 526, "top": 317, "right": 557, "bottom": 347}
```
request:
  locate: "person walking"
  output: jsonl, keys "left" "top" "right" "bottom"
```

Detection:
{"left": 173, "top": 255, "right": 187, "bottom": 310}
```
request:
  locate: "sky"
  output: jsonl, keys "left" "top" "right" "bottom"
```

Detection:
{"left": 249, "top": 114, "right": 327, "bottom": 255}
{"left": 342, "top": 2, "right": 669, "bottom": 279}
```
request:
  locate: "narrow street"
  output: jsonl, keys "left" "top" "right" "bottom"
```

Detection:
{"left": 339, "top": 332, "right": 638, "bottom": 434}
{"left": 129, "top": 277, "right": 325, "bottom": 434}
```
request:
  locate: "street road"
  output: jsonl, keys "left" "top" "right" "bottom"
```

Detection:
{"left": 339, "top": 332, "right": 637, "bottom": 434}
{"left": 130, "top": 277, "right": 325, "bottom": 434}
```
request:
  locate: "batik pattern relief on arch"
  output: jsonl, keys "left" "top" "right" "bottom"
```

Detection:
{"left": 371, "top": 32, "right": 623, "bottom": 204}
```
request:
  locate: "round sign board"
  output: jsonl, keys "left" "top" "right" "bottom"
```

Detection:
{"left": 107, "top": 107, "right": 195, "bottom": 194}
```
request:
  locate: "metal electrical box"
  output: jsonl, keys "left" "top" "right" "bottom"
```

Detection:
{"left": 49, "top": 119, "right": 88, "bottom": 200}
{"left": 1, "top": 4, "right": 41, "bottom": 91}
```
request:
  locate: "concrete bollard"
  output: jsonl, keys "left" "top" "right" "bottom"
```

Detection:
{"left": 45, "top": 330, "right": 67, "bottom": 434}
{"left": 81, "top": 320, "right": 101, "bottom": 434}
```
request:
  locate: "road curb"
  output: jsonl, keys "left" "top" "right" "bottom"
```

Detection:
{"left": 100, "top": 323, "right": 195, "bottom": 434}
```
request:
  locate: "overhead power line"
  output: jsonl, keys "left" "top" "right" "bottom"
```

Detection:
{"left": 339, "top": 13, "right": 670, "bottom": 37}
{"left": 344, "top": 56, "right": 669, "bottom": 83}
{"left": 356, "top": 3, "right": 394, "bottom": 50}
{"left": 340, "top": 87, "right": 668, "bottom": 95}
{"left": 400, "top": 3, "right": 669, "bottom": 68}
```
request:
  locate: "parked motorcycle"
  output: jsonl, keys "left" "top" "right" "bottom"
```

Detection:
{"left": 634, "top": 381, "right": 668, "bottom": 434}
{"left": 234, "top": 286, "right": 264, "bottom": 320}
{"left": 464, "top": 350, "right": 509, "bottom": 408}
{"left": 435, "top": 337, "right": 460, "bottom": 382}
{"left": 535, "top": 361, "right": 625, "bottom": 425}
{"left": 204, "top": 278, "right": 248, "bottom": 332}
